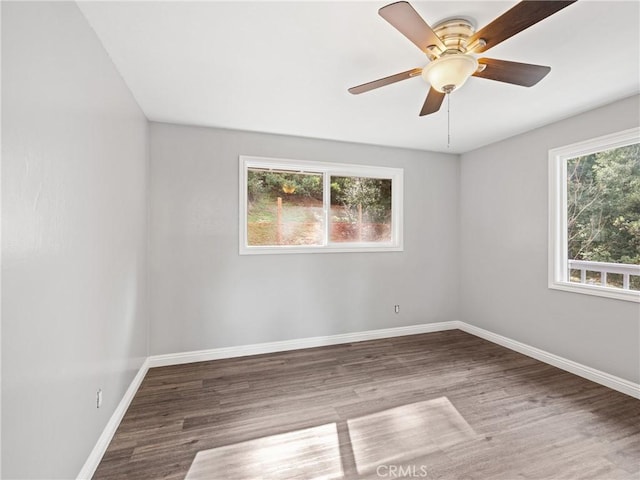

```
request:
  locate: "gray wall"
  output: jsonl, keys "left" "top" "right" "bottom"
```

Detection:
{"left": 460, "top": 95, "right": 640, "bottom": 384}
{"left": 2, "top": 2, "right": 148, "bottom": 478}
{"left": 148, "top": 122, "right": 459, "bottom": 355}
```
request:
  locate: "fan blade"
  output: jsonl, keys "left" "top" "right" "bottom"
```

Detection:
{"left": 379, "top": 1, "right": 446, "bottom": 54}
{"left": 420, "top": 88, "right": 445, "bottom": 116}
{"left": 473, "top": 58, "right": 551, "bottom": 87}
{"left": 468, "top": 1, "right": 577, "bottom": 53}
{"left": 348, "top": 68, "right": 422, "bottom": 95}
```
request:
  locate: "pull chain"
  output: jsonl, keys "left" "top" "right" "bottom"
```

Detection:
{"left": 447, "top": 93, "right": 451, "bottom": 149}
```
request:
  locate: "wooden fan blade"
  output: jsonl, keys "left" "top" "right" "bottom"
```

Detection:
{"left": 348, "top": 68, "right": 422, "bottom": 95}
{"left": 473, "top": 58, "right": 551, "bottom": 87}
{"left": 420, "top": 88, "right": 445, "bottom": 116}
{"left": 379, "top": 1, "right": 446, "bottom": 54}
{"left": 468, "top": 1, "right": 577, "bottom": 53}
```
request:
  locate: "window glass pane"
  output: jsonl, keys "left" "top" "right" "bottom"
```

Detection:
{"left": 567, "top": 143, "right": 639, "bottom": 264}
{"left": 566, "top": 142, "right": 640, "bottom": 291}
{"left": 247, "top": 168, "right": 324, "bottom": 246}
{"left": 330, "top": 176, "right": 392, "bottom": 243}
{"left": 241, "top": 156, "right": 403, "bottom": 254}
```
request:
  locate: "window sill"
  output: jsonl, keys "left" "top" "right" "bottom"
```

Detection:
{"left": 549, "top": 281, "right": 640, "bottom": 303}
{"left": 239, "top": 244, "right": 403, "bottom": 255}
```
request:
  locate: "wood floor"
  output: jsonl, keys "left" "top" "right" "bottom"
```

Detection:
{"left": 93, "top": 330, "right": 640, "bottom": 479}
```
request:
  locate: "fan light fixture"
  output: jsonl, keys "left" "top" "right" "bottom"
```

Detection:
{"left": 421, "top": 54, "right": 478, "bottom": 94}
{"left": 348, "top": 0, "right": 575, "bottom": 146}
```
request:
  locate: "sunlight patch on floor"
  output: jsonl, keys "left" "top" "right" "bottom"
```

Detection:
{"left": 347, "top": 397, "right": 477, "bottom": 475}
{"left": 185, "top": 397, "right": 476, "bottom": 479}
{"left": 185, "top": 423, "right": 343, "bottom": 480}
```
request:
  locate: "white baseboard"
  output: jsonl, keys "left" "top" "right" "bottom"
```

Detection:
{"left": 455, "top": 321, "right": 640, "bottom": 400}
{"left": 148, "top": 321, "right": 459, "bottom": 368}
{"left": 77, "top": 358, "right": 150, "bottom": 480}
{"left": 149, "top": 320, "right": 639, "bottom": 399}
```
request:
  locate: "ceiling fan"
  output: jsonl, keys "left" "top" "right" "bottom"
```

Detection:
{"left": 349, "top": 1, "right": 577, "bottom": 116}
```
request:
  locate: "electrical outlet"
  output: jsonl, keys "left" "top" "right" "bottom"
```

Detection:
{"left": 394, "top": 305, "right": 400, "bottom": 314}
{"left": 97, "top": 389, "right": 103, "bottom": 409}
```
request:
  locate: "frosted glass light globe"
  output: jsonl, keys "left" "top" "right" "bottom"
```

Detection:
{"left": 422, "top": 54, "right": 478, "bottom": 93}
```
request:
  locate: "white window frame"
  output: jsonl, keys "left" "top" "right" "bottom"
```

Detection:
{"left": 548, "top": 127, "right": 640, "bottom": 303}
{"left": 239, "top": 155, "right": 403, "bottom": 255}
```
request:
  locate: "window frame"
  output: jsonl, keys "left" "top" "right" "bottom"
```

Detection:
{"left": 239, "top": 155, "right": 403, "bottom": 255}
{"left": 548, "top": 127, "right": 640, "bottom": 303}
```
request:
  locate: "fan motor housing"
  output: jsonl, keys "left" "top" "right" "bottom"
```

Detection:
{"left": 429, "top": 18, "right": 476, "bottom": 57}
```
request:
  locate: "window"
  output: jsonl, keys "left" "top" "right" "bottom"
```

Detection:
{"left": 239, "top": 156, "right": 403, "bottom": 254}
{"left": 548, "top": 127, "right": 640, "bottom": 302}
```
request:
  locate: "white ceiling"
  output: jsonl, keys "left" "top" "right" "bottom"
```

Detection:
{"left": 77, "top": 1, "right": 640, "bottom": 153}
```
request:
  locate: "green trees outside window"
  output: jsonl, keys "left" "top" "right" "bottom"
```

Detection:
{"left": 247, "top": 169, "right": 393, "bottom": 246}
{"left": 567, "top": 142, "right": 640, "bottom": 289}
{"left": 330, "top": 176, "right": 392, "bottom": 243}
{"left": 247, "top": 169, "right": 324, "bottom": 246}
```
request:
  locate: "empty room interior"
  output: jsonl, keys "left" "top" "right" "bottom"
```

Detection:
{"left": 2, "top": 1, "right": 640, "bottom": 479}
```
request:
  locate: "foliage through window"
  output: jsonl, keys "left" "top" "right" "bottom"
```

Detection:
{"left": 247, "top": 169, "right": 324, "bottom": 246}
{"left": 330, "top": 176, "right": 392, "bottom": 243}
{"left": 240, "top": 157, "right": 402, "bottom": 254}
{"left": 549, "top": 128, "right": 640, "bottom": 302}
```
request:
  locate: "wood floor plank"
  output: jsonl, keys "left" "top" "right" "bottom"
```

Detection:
{"left": 93, "top": 330, "right": 640, "bottom": 479}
